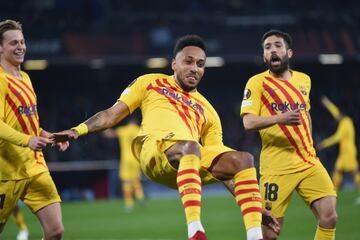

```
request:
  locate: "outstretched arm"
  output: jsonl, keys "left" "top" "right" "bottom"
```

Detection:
{"left": 321, "top": 96, "right": 340, "bottom": 120}
{"left": 54, "top": 101, "right": 130, "bottom": 142}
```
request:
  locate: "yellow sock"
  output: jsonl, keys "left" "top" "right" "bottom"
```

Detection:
{"left": 233, "top": 168, "right": 262, "bottom": 230}
{"left": 12, "top": 209, "right": 28, "bottom": 230}
{"left": 177, "top": 154, "right": 202, "bottom": 224}
{"left": 314, "top": 225, "right": 335, "bottom": 240}
{"left": 332, "top": 171, "right": 342, "bottom": 191}
{"left": 134, "top": 179, "right": 145, "bottom": 201}
{"left": 122, "top": 181, "right": 134, "bottom": 209}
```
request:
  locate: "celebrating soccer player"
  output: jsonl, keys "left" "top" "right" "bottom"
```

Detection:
{"left": 240, "top": 29, "right": 338, "bottom": 240}
{"left": 317, "top": 96, "right": 360, "bottom": 202}
{"left": 103, "top": 117, "right": 145, "bottom": 212}
{"left": 54, "top": 35, "right": 279, "bottom": 240}
{"left": 0, "top": 19, "right": 67, "bottom": 239}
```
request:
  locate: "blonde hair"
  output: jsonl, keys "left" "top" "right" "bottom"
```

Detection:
{"left": 0, "top": 19, "right": 22, "bottom": 43}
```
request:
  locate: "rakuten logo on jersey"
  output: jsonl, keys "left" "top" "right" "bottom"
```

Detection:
{"left": 271, "top": 102, "right": 306, "bottom": 112}
{"left": 18, "top": 105, "right": 37, "bottom": 116}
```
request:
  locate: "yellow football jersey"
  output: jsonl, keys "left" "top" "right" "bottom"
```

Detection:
{"left": 117, "top": 123, "right": 140, "bottom": 163}
{"left": 119, "top": 73, "right": 224, "bottom": 158}
{"left": 241, "top": 70, "right": 318, "bottom": 175}
{"left": 320, "top": 117, "right": 357, "bottom": 165}
{"left": 0, "top": 68, "right": 47, "bottom": 180}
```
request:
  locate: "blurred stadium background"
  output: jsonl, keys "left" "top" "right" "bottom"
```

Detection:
{"left": 2, "top": 0, "right": 360, "bottom": 239}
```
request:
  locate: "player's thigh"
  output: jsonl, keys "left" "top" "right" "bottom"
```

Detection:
{"left": 22, "top": 172, "right": 61, "bottom": 213}
{"left": 0, "top": 179, "right": 28, "bottom": 224}
{"left": 35, "top": 202, "right": 63, "bottom": 233}
{"left": 139, "top": 137, "right": 179, "bottom": 189}
{"left": 260, "top": 174, "right": 299, "bottom": 218}
{"left": 199, "top": 145, "right": 235, "bottom": 184}
{"left": 296, "top": 164, "right": 337, "bottom": 207}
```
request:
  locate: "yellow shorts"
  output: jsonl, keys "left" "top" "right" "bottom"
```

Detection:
{"left": 0, "top": 172, "right": 61, "bottom": 224}
{"left": 260, "top": 162, "right": 336, "bottom": 218}
{"left": 119, "top": 161, "right": 142, "bottom": 180}
{"left": 335, "top": 155, "right": 358, "bottom": 172}
{"left": 139, "top": 136, "right": 234, "bottom": 189}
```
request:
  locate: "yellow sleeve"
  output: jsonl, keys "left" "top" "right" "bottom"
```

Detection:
{"left": 118, "top": 75, "right": 147, "bottom": 113}
{"left": 201, "top": 106, "right": 223, "bottom": 146}
{"left": 323, "top": 99, "right": 340, "bottom": 119}
{"left": 0, "top": 78, "right": 31, "bottom": 146}
{"left": 240, "top": 77, "right": 262, "bottom": 117}
{"left": 0, "top": 119, "right": 31, "bottom": 146}
{"left": 319, "top": 120, "right": 344, "bottom": 148}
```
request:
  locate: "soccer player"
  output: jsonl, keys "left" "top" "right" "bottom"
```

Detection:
{"left": 12, "top": 205, "right": 29, "bottom": 240}
{"left": 54, "top": 35, "right": 279, "bottom": 240}
{"left": 103, "top": 118, "right": 145, "bottom": 212}
{"left": 0, "top": 19, "right": 67, "bottom": 239}
{"left": 317, "top": 96, "right": 360, "bottom": 195}
{"left": 240, "top": 30, "right": 337, "bottom": 240}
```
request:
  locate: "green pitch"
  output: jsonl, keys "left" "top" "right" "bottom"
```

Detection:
{"left": 2, "top": 191, "right": 359, "bottom": 239}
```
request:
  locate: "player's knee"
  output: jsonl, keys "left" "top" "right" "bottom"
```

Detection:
{"left": 45, "top": 224, "right": 64, "bottom": 240}
{"left": 220, "top": 151, "right": 254, "bottom": 175}
{"left": 319, "top": 210, "right": 338, "bottom": 228}
{"left": 180, "top": 141, "right": 200, "bottom": 156}
{"left": 232, "top": 151, "right": 254, "bottom": 171}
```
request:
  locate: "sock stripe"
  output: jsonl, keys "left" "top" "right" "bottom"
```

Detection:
{"left": 177, "top": 169, "right": 200, "bottom": 177}
{"left": 235, "top": 188, "right": 260, "bottom": 195}
{"left": 184, "top": 200, "right": 201, "bottom": 208}
{"left": 234, "top": 180, "right": 258, "bottom": 187}
{"left": 177, "top": 178, "right": 202, "bottom": 188}
{"left": 180, "top": 188, "right": 201, "bottom": 197}
{"left": 237, "top": 196, "right": 262, "bottom": 206}
{"left": 242, "top": 207, "right": 262, "bottom": 216}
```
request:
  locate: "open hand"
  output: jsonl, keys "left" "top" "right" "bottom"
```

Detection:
{"left": 54, "top": 129, "right": 79, "bottom": 142}
{"left": 262, "top": 209, "right": 280, "bottom": 234}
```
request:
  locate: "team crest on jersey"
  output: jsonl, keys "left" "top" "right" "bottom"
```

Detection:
{"left": 265, "top": 202, "right": 272, "bottom": 211}
{"left": 243, "top": 88, "right": 251, "bottom": 100}
{"left": 299, "top": 85, "right": 308, "bottom": 95}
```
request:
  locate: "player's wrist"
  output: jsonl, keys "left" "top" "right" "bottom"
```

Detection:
{"left": 71, "top": 123, "right": 88, "bottom": 136}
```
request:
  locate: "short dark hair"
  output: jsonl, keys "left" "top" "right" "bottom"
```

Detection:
{"left": 262, "top": 29, "right": 292, "bottom": 49}
{"left": 0, "top": 19, "right": 22, "bottom": 44}
{"left": 173, "top": 35, "right": 206, "bottom": 56}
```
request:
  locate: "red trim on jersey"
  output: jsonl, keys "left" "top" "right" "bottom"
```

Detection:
{"left": 234, "top": 180, "right": 258, "bottom": 187}
{"left": 5, "top": 95, "right": 30, "bottom": 134}
{"left": 234, "top": 188, "right": 260, "bottom": 196}
{"left": 7, "top": 77, "right": 40, "bottom": 131}
{"left": 8, "top": 83, "right": 38, "bottom": 135}
{"left": 263, "top": 79, "right": 313, "bottom": 157}
{"left": 282, "top": 80, "right": 313, "bottom": 146}
{"left": 242, "top": 207, "right": 262, "bottom": 216}
{"left": 151, "top": 79, "right": 194, "bottom": 137}
{"left": 162, "top": 79, "right": 202, "bottom": 136}
{"left": 183, "top": 200, "right": 201, "bottom": 208}
{"left": 6, "top": 76, "right": 36, "bottom": 99}
{"left": 177, "top": 178, "right": 202, "bottom": 188}
{"left": 261, "top": 94, "right": 314, "bottom": 166}
{"left": 34, "top": 151, "right": 48, "bottom": 169}
{"left": 7, "top": 77, "right": 39, "bottom": 118}
{"left": 237, "top": 196, "right": 262, "bottom": 206}
{"left": 177, "top": 169, "right": 200, "bottom": 177}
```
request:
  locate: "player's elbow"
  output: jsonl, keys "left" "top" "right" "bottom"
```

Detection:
{"left": 243, "top": 118, "right": 256, "bottom": 131}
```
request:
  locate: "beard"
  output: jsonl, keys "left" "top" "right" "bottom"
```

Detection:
{"left": 265, "top": 54, "right": 290, "bottom": 75}
{"left": 176, "top": 74, "right": 199, "bottom": 92}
